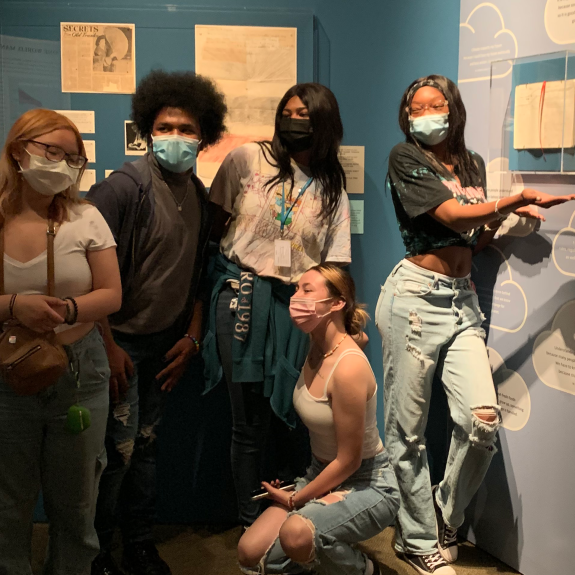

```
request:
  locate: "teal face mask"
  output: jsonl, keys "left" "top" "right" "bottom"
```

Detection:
{"left": 152, "top": 134, "right": 200, "bottom": 173}
{"left": 409, "top": 113, "right": 449, "bottom": 146}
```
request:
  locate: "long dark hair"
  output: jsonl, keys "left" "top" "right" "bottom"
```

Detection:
{"left": 258, "top": 83, "right": 346, "bottom": 221}
{"left": 398, "top": 75, "right": 479, "bottom": 186}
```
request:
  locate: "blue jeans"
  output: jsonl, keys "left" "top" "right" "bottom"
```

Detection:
{"left": 0, "top": 328, "right": 110, "bottom": 575}
{"left": 95, "top": 326, "right": 178, "bottom": 551}
{"left": 376, "top": 259, "right": 501, "bottom": 555}
{"left": 253, "top": 451, "right": 400, "bottom": 575}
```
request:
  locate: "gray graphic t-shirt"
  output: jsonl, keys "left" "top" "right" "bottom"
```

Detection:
{"left": 387, "top": 142, "right": 487, "bottom": 257}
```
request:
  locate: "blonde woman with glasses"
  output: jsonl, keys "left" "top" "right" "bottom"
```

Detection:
{"left": 0, "top": 109, "right": 121, "bottom": 575}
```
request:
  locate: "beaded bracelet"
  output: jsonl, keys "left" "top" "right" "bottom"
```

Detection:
{"left": 288, "top": 491, "right": 297, "bottom": 511}
{"left": 184, "top": 333, "right": 200, "bottom": 353}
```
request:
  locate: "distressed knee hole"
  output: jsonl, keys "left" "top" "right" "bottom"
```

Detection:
{"left": 113, "top": 402, "right": 130, "bottom": 426}
{"left": 137, "top": 422, "right": 159, "bottom": 444}
{"left": 279, "top": 514, "right": 316, "bottom": 564}
{"left": 470, "top": 405, "right": 500, "bottom": 450}
{"left": 408, "top": 310, "right": 422, "bottom": 336}
{"left": 237, "top": 534, "right": 271, "bottom": 571}
{"left": 115, "top": 439, "right": 134, "bottom": 464}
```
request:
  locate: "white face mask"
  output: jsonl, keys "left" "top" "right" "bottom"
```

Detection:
{"left": 19, "top": 151, "right": 79, "bottom": 197}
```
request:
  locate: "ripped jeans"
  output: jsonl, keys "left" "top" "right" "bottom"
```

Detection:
{"left": 375, "top": 259, "right": 500, "bottom": 555}
{"left": 95, "top": 326, "right": 178, "bottom": 551}
{"left": 250, "top": 451, "right": 399, "bottom": 575}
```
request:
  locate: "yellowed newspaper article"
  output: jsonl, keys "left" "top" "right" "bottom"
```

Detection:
{"left": 60, "top": 23, "right": 135, "bottom": 94}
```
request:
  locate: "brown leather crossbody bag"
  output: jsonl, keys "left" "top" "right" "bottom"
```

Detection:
{"left": 0, "top": 222, "right": 68, "bottom": 395}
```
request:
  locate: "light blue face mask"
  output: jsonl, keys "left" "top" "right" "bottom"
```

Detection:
{"left": 409, "top": 112, "right": 449, "bottom": 146}
{"left": 152, "top": 134, "right": 200, "bottom": 173}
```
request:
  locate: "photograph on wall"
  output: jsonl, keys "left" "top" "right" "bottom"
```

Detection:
{"left": 60, "top": 23, "right": 135, "bottom": 94}
{"left": 124, "top": 120, "right": 147, "bottom": 155}
{"left": 195, "top": 25, "right": 297, "bottom": 186}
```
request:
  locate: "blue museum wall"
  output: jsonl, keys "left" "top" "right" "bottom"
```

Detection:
{"left": 0, "top": 0, "right": 461, "bottom": 522}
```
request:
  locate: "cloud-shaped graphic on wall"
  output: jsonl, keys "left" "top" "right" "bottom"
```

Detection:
{"left": 473, "top": 244, "right": 528, "bottom": 333}
{"left": 488, "top": 347, "right": 530, "bottom": 431}
{"left": 552, "top": 209, "right": 575, "bottom": 277}
{"left": 459, "top": 3, "right": 518, "bottom": 83}
{"left": 545, "top": 0, "right": 575, "bottom": 45}
{"left": 533, "top": 300, "right": 575, "bottom": 396}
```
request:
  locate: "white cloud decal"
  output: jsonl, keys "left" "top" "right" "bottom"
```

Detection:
{"left": 545, "top": 0, "right": 575, "bottom": 44}
{"left": 488, "top": 347, "right": 531, "bottom": 431}
{"left": 552, "top": 209, "right": 575, "bottom": 277}
{"left": 473, "top": 244, "right": 528, "bottom": 333}
{"left": 459, "top": 3, "right": 518, "bottom": 83}
{"left": 533, "top": 300, "right": 575, "bottom": 396}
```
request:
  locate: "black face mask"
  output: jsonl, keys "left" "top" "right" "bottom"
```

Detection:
{"left": 279, "top": 117, "right": 313, "bottom": 153}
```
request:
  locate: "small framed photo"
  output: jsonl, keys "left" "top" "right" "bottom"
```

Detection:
{"left": 124, "top": 120, "right": 147, "bottom": 155}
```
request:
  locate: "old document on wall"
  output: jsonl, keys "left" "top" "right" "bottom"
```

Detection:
{"left": 514, "top": 80, "right": 575, "bottom": 149}
{"left": 195, "top": 25, "right": 297, "bottom": 186}
{"left": 61, "top": 23, "right": 135, "bottom": 94}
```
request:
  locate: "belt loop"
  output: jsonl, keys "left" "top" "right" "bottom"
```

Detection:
{"left": 432, "top": 273, "right": 439, "bottom": 289}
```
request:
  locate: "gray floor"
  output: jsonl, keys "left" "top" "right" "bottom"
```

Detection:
{"left": 32, "top": 523, "right": 519, "bottom": 575}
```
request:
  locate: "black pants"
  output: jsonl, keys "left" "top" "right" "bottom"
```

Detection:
{"left": 216, "top": 285, "right": 310, "bottom": 526}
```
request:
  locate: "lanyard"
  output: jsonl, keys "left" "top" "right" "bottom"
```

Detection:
{"left": 280, "top": 177, "right": 313, "bottom": 237}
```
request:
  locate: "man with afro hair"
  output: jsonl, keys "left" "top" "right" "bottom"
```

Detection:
{"left": 87, "top": 69, "right": 226, "bottom": 575}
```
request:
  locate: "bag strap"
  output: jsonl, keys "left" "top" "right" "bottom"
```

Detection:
{"left": 47, "top": 221, "right": 55, "bottom": 297}
{"left": 0, "top": 221, "right": 56, "bottom": 297}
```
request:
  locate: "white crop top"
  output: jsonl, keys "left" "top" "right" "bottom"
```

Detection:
{"left": 293, "top": 349, "right": 384, "bottom": 462}
{"left": 3, "top": 204, "right": 116, "bottom": 332}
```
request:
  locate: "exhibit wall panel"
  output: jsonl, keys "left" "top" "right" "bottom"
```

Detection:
{"left": 459, "top": 2, "right": 575, "bottom": 574}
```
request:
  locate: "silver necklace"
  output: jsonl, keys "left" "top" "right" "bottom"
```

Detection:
{"left": 163, "top": 181, "right": 190, "bottom": 212}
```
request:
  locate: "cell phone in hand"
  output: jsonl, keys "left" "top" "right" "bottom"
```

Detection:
{"left": 250, "top": 481, "right": 296, "bottom": 501}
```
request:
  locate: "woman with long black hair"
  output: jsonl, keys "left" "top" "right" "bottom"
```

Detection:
{"left": 205, "top": 83, "right": 351, "bottom": 529}
{"left": 378, "top": 74, "right": 574, "bottom": 575}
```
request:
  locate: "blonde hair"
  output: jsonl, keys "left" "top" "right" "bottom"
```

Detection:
{"left": 310, "top": 264, "right": 369, "bottom": 336}
{"left": 0, "top": 108, "right": 88, "bottom": 224}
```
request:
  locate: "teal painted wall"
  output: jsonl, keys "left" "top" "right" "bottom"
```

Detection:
{"left": 0, "top": 0, "right": 461, "bottom": 522}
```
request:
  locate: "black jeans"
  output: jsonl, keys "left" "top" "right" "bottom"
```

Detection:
{"left": 216, "top": 284, "right": 310, "bottom": 526}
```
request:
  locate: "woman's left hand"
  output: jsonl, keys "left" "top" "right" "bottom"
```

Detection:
{"left": 261, "top": 480, "right": 294, "bottom": 508}
{"left": 156, "top": 337, "right": 200, "bottom": 392}
{"left": 514, "top": 205, "right": 546, "bottom": 221}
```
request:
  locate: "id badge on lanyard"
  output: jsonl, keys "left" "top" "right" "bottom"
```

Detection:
{"left": 274, "top": 177, "right": 313, "bottom": 268}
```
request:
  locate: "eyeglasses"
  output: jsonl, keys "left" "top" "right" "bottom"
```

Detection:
{"left": 407, "top": 101, "right": 449, "bottom": 117}
{"left": 23, "top": 140, "right": 88, "bottom": 169}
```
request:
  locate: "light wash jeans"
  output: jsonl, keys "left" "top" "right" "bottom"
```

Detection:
{"left": 248, "top": 451, "right": 400, "bottom": 575}
{"left": 375, "top": 259, "right": 500, "bottom": 555}
{"left": 0, "top": 328, "right": 110, "bottom": 575}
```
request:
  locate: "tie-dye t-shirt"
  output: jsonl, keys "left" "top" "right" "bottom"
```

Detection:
{"left": 387, "top": 142, "right": 487, "bottom": 257}
{"left": 209, "top": 143, "right": 351, "bottom": 283}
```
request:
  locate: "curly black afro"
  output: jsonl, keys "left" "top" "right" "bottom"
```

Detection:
{"left": 131, "top": 69, "right": 227, "bottom": 147}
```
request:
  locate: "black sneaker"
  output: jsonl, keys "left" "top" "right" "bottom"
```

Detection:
{"left": 432, "top": 486, "right": 458, "bottom": 563}
{"left": 122, "top": 541, "right": 171, "bottom": 575}
{"left": 403, "top": 551, "right": 455, "bottom": 574}
{"left": 92, "top": 551, "right": 124, "bottom": 575}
